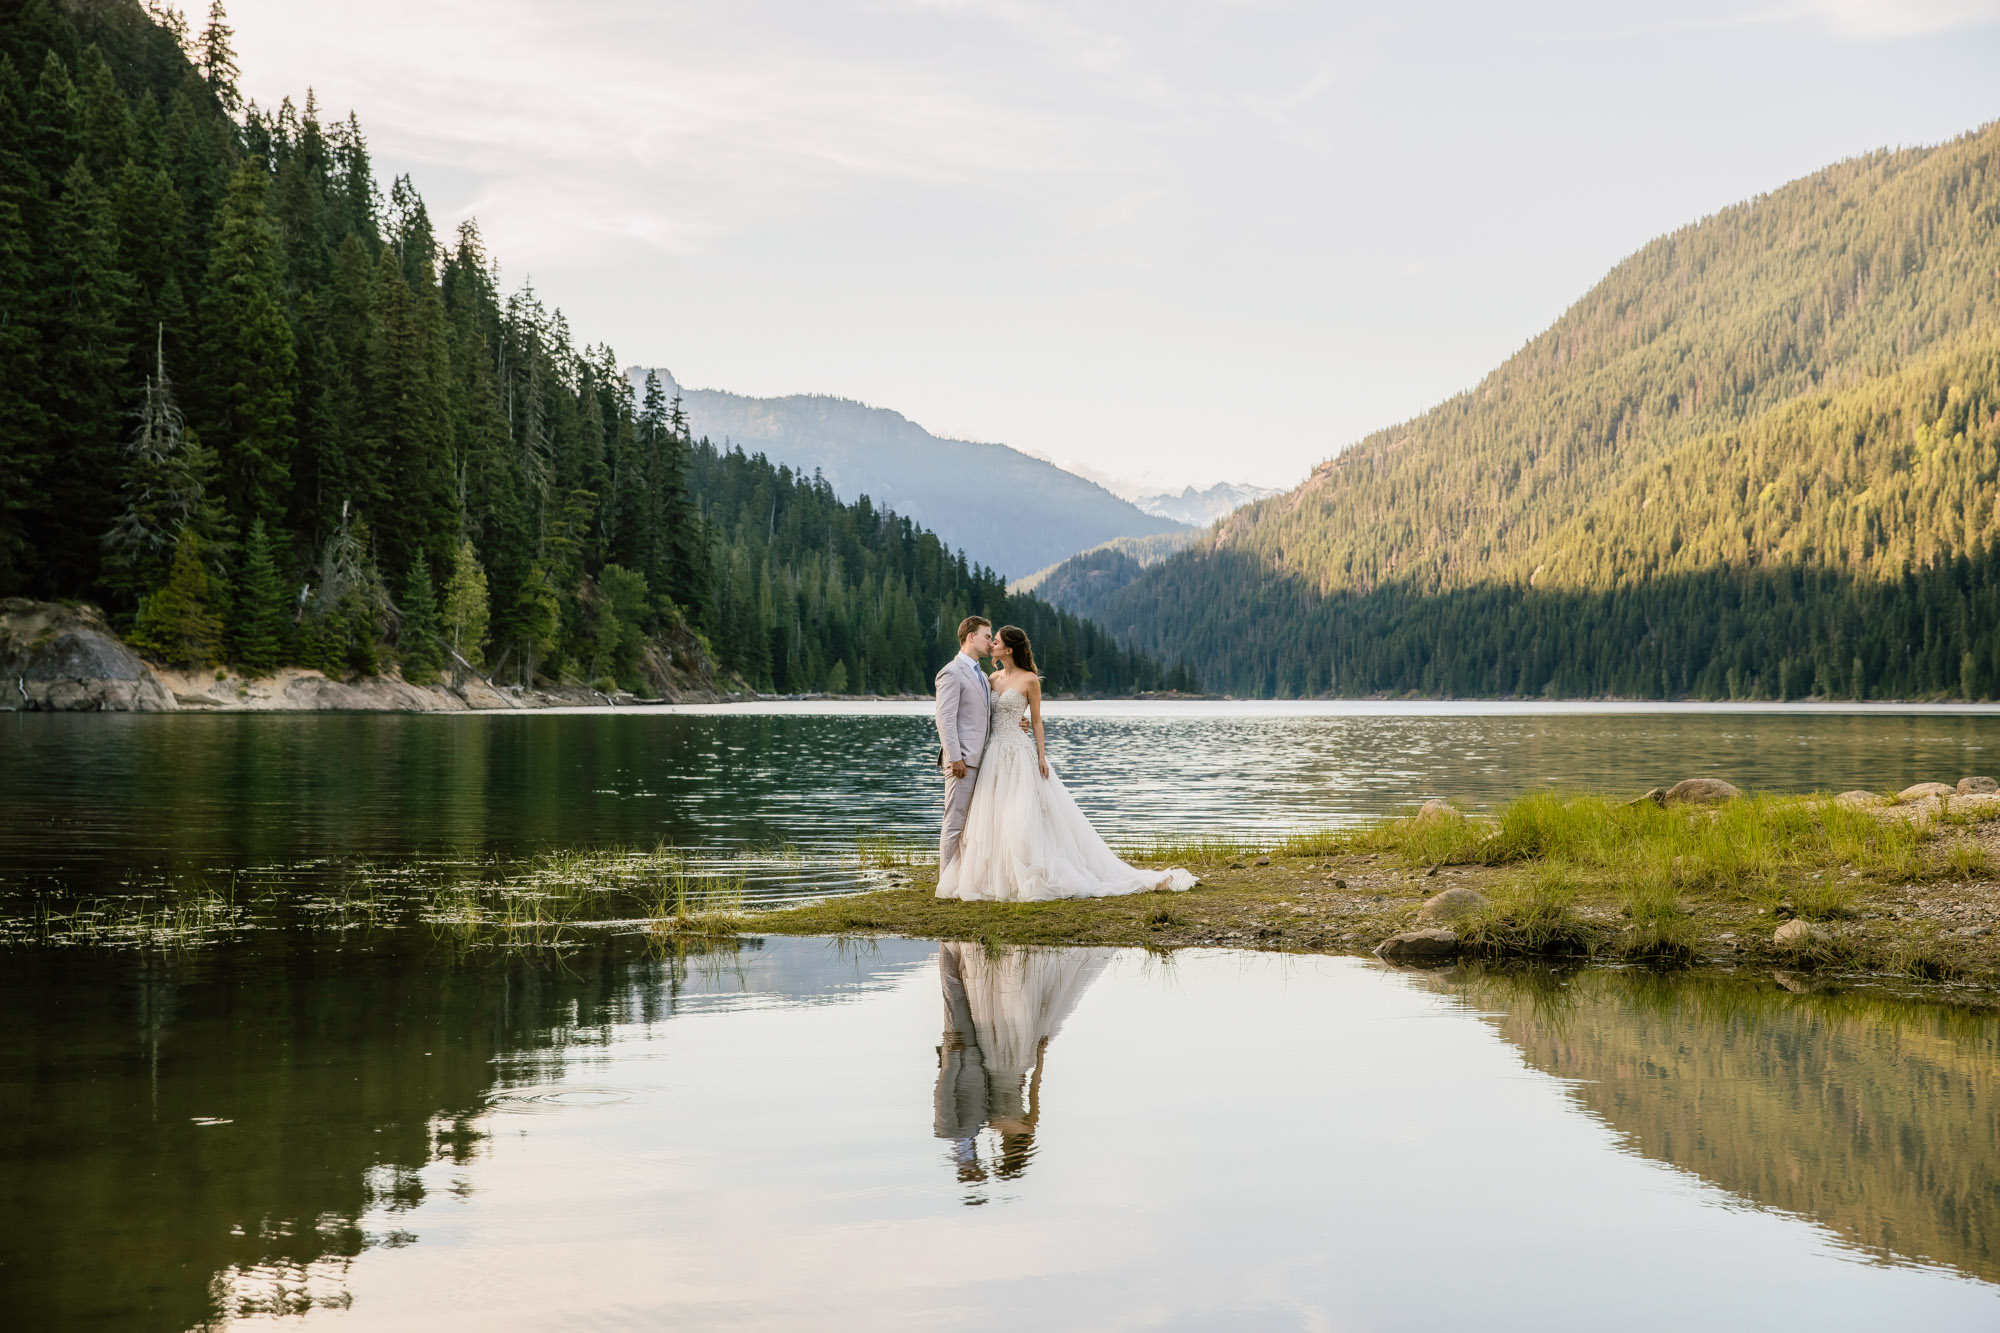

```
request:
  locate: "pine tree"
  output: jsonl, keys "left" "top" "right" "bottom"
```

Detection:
{"left": 195, "top": 1, "right": 240, "bottom": 114}
{"left": 129, "top": 528, "right": 222, "bottom": 668}
{"left": 232, "top": 515, "right": 289, "bottom": 673}
{"left": 27, "top": 51, "right": 80, "bottom": 188}
{"left": 103, "top": 328, "right": 221, "bottom": 611}
{"left": 440, "top": 537, "right": 489, "bottom": 675}
{"left": 593, "top": 561, "right": 648, "bottom": 688}
{"left": 0, "top": 58, "right": 47, "bottom": 592}
{"left": 398, "top": 559, "right": 443, "bottom": 685}
{"left": 36, "top": 158, "right": 131, "bottom": 595}
{"left": 76, "top": 48, "right": 131, "bottom": 177}
{"left": 514, "top": 562, "right": 560, "bottom": 684}
{"left": 197, "top": 160, "right": 297, "bottom": 536}
{"left": 663, "top": 393, "right": 706, "bottom": 613}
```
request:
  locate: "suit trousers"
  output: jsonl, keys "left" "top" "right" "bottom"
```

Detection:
{"left": 939, "top": 762, "right": 980, "bottom": 868}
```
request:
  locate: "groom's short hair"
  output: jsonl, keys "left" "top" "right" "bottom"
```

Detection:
{"left": 957, "top": 615, "right": 991, "bottom": 644}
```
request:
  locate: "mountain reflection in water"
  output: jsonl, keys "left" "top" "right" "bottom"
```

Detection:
{"left": 934, "top": 943, "right": 1112, "bottom": 1197}
{"left": 1443, "top": 967, "right": 2000, "bottom": 1283}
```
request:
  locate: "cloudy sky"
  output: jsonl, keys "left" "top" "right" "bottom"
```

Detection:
{"left": 225, "top": 1, "right": 2000, "bottom": 491}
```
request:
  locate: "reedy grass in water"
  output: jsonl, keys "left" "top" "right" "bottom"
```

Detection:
{"left": 32, "top": 881, "right": 247, "bottom": 949}
{"left": 417, "top": 845, "right": 752, "bottom": 946}
{"left": 1118, "top": 833, "right": 1265, "bottom": 865}
{"left": 855, "top": 835, "right": 932, "bottom": 869}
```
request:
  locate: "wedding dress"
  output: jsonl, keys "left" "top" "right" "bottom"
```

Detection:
{"left": 935, "top": 687, "right": 1197, "bottom": 901}
{"left": 934, "top": 943, "right": 1113, "bottom": 1160}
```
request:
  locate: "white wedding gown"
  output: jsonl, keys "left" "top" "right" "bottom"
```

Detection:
{"left": 935, "top": 688, "right": 1197, "bottom": 901}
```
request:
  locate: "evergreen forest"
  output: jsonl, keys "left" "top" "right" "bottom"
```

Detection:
{"left": 1071, "top": 119, "right": 2000, "bottom": 699}
{"left": 0, "top": 0, "right": 1163, "bottom": 696}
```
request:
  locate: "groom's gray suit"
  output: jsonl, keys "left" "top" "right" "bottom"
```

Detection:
{"left": 935, "top": 650, "right": 992, "bottom": 868}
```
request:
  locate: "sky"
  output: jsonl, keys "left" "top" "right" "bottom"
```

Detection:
{"left": 223, "top": 1, "right": 2000, "bottom": 492}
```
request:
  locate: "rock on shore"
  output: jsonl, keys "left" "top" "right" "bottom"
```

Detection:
{"left": 0, "top": 598, "right": 176, "bottom": 711}
{"left": 1375, "top": 928, "right": 1460, "bottom": 964}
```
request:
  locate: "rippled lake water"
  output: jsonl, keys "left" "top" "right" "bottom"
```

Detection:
{"left": 7, "top": 700, "right": 2000, "bottom": 903}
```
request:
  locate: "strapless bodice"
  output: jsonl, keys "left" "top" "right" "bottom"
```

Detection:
{"left": 989, "top": 689, "right": 1035, "bottom": 756}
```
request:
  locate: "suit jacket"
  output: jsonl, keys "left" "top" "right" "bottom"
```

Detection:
{"left": 935, "top": 652, "right": 991, "bottom": 768}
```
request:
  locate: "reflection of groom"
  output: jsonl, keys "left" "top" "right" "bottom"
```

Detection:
{"left": 934, "top": 616, "right": 994, "bottom": 870}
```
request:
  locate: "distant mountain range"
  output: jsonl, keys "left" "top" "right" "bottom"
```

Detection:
{"left": 1133, "top": 482, "right": 1283, "bottom": 526}
{"left": 625, "top": 368, "right": 1184, "bottom": 579}
{"left": 1040, "top": 120, "right": 2000, "bottom": 699}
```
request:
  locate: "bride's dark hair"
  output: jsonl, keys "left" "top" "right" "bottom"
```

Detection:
{"left": 997, "top": 625, "right": 1037, "bottom": 675}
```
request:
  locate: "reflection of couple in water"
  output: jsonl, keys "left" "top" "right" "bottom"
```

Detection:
{"left": 933, "top": 941, "right": 1113, "bottom": 1190}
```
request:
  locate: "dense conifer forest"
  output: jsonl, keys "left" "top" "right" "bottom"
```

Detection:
{"left": 0, "top": 0, "right": 1160, "bottom": 695}
{"left": 1073, "top": 120, "right": 2000, "bottom": 699}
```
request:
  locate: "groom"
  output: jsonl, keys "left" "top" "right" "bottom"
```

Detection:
{"left": 935, "top": 615, "right": 994, "bottom": 870}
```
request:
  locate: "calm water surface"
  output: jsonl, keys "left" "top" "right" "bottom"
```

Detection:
{"left": 4, "top": 935, "right": 1996, "bottom": 1330}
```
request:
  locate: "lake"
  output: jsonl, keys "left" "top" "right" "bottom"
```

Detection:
{"left": 5, "top": 934, "right": 1997, "bottom": 1330}
{"left": 6, "top": 701, "right": 2000, "bottom": 1328}
{"left": 7, "top": 700, "right": 2000, "bottom": 904}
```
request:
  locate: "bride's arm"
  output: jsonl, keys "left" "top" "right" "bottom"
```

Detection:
{"left": 1028, "top": 679, "right": 1049, "bottom": 778}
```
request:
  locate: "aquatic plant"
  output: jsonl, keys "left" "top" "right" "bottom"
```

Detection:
{"left": 31, "top": 882, "right": 248, "bottom": 950}
{"left": 855, "top": 835, "right": 933, "bottom": 869}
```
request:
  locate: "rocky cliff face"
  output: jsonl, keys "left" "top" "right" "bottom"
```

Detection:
{"left": 0, "top": 599, "right": 177, "bottom": 712}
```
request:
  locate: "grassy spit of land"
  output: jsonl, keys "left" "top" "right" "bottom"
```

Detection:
{"left": 759, "top": 789, "right": 2000, "bottom": 989}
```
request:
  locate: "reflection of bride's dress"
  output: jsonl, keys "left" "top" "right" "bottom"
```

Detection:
{"left": 934, "top": 943, "right": 1112, "bottom": 1182}
{"left": 935, "top": 689, "right": 1197, "bottom": 901}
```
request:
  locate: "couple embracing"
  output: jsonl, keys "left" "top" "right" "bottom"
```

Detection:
{"left": 932, "top": 615, "right": 1196, "bottom": 901}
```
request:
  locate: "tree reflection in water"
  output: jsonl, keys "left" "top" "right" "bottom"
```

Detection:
{"left": 933, "top": 942, "right": 1112, "bottom": 1202}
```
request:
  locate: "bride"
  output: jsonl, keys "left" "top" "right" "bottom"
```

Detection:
{"left": 935, "top": 625, "right": 1197, "bottom": 902}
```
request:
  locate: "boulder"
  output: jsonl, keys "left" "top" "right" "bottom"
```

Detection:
{"left": 1773, "top": 918, "right": 1823, "bottom": 948}
{"left": 1414, "top": 799, "right": 1456, "bottom": 820}
{"left": 1375, "top": 928, "right": 1459, "bottom": 964}
{"left": 0, "top": 598, "right": 175, "bottom": 712}
{"left": 1664, "top": 778, "right": 1741, "bottom": 806}
{"left": 1900, "top": 782, "right": 1957, "bottom": 800}
{"left": 1836, "top": 790, "right": 1887, "bottom": 809}
{"left": 1416, "top": 886, "right": 1487, "bottom": 923}
{"left": 1958, "top": 776, "right": 2000, "bottom": 795}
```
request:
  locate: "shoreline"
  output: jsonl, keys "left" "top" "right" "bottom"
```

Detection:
{"left": 746, "top": 789, "right": 2000, "bottom": 997}
{"left": 16, "top": 600, "right": 2000, "bottom": 715}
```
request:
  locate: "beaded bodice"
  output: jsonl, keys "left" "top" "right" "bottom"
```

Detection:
{"left": 990, "top": 688, "right": 1035, "bottom": 755}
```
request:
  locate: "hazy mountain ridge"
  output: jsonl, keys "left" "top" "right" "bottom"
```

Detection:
{"left": 1087, "top": 119, "right": 2000, "bottom": 698}
{"left": 626, "top": 368, "right": 1184, "bottom": 579}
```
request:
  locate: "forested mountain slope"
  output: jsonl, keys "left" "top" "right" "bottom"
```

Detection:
{"left": 0, "top": 0, "right": 1158, "bottom": 697}
{"left": 1095, "top": 120, "right": 2000, "bottom": 698}
{"left": 627, "top": 367, "right": 1185, "bottom": 580}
